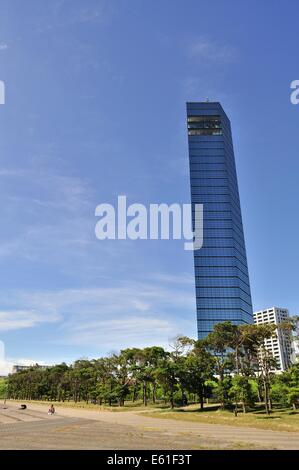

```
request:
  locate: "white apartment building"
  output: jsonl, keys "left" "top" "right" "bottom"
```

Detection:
{"left": 291, "top": 324, "right": 299, "bottom": 364}
{"left": 253, "top": 307, "right": 292, "bottom": 372}
{"left": 12, "top": 364, "right": 49, "bottom": 374}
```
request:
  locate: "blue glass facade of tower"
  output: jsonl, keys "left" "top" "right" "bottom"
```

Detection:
{"left": 186, "top": 102, "right": 253, "bottom": 339}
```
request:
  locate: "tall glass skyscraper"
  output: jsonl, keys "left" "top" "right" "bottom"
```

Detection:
{"left": 186, "top": 101, "right": 253, "bottom": 339}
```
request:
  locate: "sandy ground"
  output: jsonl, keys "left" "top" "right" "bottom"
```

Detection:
{"left": 0, "top": 401, "right": 298, "bottom": 450}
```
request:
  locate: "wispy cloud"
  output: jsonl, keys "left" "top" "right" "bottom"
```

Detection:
{"left": 35, "top": 0, "right": 112, "bottom": 34}
{"left": 0, "top": 43, "right": 8, "bottom": 51}
{"left": 0, "top": 167, "right": 97, "bottom": 263}
{"left": 67, "top": 5, "right": 105, "bottom": 25}
{"left": 187, "top": 37, "right": 238, "bottom": 64}
{"left": 0, "top": 309, "right": 60, "bottom": 332}
{"left": 181, "top": 75, "right": 232, "bottom": 105}
{"left": 150, "top": 272, "right": 194, "bottom": 285}
{"left": 0, "top": 168, "right": 92, "bottom": 213}
{"left": 0, "top": 275, "right": 196, "bottom": 352}
{"left": 69, "top": 316, "right": 176, "bottom": 350}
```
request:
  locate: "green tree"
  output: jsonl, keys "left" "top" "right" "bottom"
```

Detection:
{"left": 0, "top": 378, "right": 8, "bottom": 400}
{"left": 155, "top": 355, "right": 178, "bottom": 409}
{"left": 229, "top": 375, "right": 255, "bottom": 413}
{"left": 183, "top": 340, "right": 215, "bottom": 410}
{"left": 238, "top": 323, "right": 277, "bottom": 414}
{"left": 272, "top": 364, "right": 299, "bottom": 409}
{"left": 205, "top": 322, "right": 236, "bottom": 409}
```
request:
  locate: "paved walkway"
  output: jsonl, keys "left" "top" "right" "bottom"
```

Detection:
{"left": 1, "top": 401, "right": 298, "bottom": 450}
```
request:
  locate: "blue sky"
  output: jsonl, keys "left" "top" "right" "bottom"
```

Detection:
{"left": 0, "top": 0, "right": 298, "bottom": 372}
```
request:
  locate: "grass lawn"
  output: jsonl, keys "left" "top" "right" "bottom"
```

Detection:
{"left": 141, "top": 403, "right": 299, "bottom": 433}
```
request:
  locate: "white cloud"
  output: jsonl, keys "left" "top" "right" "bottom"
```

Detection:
{"left": 0, "top": 359, "right": 14, "bottom": 376}
{"left": 0, "top": 44, "right": 8, "bottom": 51}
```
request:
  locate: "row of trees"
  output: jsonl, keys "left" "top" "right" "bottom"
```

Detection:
{"left": 6, "top": 321, "right": 299, "bottom": 415}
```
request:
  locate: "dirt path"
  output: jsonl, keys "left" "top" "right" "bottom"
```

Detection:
{"left": 2, "top": 401, "right": 299, "bottom": 450}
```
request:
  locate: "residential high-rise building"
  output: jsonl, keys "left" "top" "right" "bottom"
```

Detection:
{"left": 253, "top": 307, "right": 292, "bottom": 372}
{"left": 291, "top": 319, "right": 299, "bottom": 364}
{"left": 291, "top": 335, "right": 299, "bottom": 364}
{"left": 186, "top": 101, "right": 253, "bottom": 339}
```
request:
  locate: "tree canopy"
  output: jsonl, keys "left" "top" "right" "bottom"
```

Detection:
{"left": 6, "top": 321, "right": 299, "bottom": 414}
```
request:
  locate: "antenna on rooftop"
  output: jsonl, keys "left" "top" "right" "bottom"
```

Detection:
{"left": 205, "top": 97, "right": 210, "bottom": 102}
